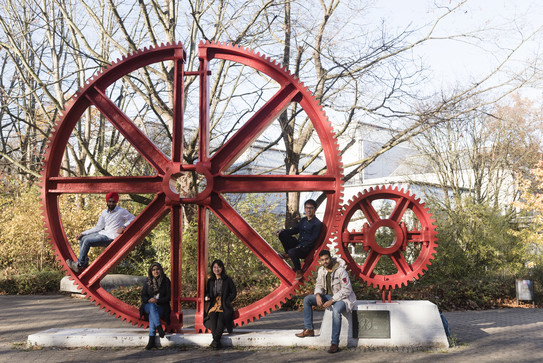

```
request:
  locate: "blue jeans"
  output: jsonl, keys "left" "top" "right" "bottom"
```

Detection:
{"left": 78, "top": 233, "right": 112, "bottom": 266}
{"left": 303, "top": 294, "right": 346, "bottom": 345}
{"left": 144, "top": 303, "right": 165, "bottom": 336}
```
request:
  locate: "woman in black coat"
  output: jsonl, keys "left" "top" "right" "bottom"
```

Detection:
{"left": 204, "top": 259, "right": 237, "bottom": 349}
{"left": 139, "top": 262, "right": 171, "bottom": 350}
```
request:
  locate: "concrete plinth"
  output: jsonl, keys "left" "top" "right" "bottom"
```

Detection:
{"left": 27, "top": 328, "right": 322, "bottom": 348}
{"left": 26, "top": 300, "right": 447, "bottom": 349}
{"left": 319, "top": 300, "right": 448, "bottom": 348}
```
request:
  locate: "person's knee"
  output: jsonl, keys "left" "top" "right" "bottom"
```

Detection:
{"left": 145, "top": 303, "right": 158, "bottom": 313}
{"left": 303, "top": 295, "right": 315, "bottom": 306}
{"left": 332, "top": 302, "right": 346, "bottom": 315}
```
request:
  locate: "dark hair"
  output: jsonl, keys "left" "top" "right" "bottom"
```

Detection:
{"left": 318, "top": 249, "right": 331, "bottom": 258}
{"left": 148, "top": 262, "right": 165, "bottom": 278}
{"left": 210, "top": 259, "right": 227, "bottom": 280}
{"left": 304, "top": 199, "right": 317, "bottom": 208}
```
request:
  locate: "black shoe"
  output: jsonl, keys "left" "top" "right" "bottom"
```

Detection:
{"left": 145, "top": 336, "right": 156, "bottom": 350}
{"left": 157, "top": 325, "right": 165, "bottom": 338}
{"left": 278, "top": 252, "right": 290, "bottom": 260}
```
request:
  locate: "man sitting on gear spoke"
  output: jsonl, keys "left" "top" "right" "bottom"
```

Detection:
{"left": 275, "top": 199, "right": 322, "bottom": 281}
{"left": 66, "top": 192, "right": 135, "bottom": 273}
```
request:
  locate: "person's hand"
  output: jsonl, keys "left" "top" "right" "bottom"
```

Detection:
{"left": 76, "top": 233, "right": 83, "bottom": 240}
{"left": 316, "top": 294, "right": 323, "bottom": 307}
{"left": 204, "top": 296, "right": 210, "bottom": 301}
{"left": 117, "top": 227, "right": 125, "bottom": 234}
{"left": 274, "top": 229, "right": 283, "bottom": 237}
{"left": 148, "top": 297, "right": 157, "bottom": 303}
{"left": 323, "top": 300, "right": 334, "bottom": 309}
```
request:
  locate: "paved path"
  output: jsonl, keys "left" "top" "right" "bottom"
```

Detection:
{"left": 1, "top": 294, "right": 543, "bottom": 362}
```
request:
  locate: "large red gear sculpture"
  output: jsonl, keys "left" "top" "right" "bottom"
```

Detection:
{"left": 40, "top": 42, "right": 343, "bottom": 333}
{"left": 334, "top": 186, "right": 438, "bottom": 293}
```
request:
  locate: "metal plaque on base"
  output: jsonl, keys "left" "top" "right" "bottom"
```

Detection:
{"left": 352, "top": 310, "right": 390, "bottom": 339}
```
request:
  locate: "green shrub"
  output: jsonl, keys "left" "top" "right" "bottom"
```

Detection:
{"left": 0, "top": 269, "right": 64, "bottom": 295}
{"left": 110, "top": 285, "right": 142, "bottom": 307}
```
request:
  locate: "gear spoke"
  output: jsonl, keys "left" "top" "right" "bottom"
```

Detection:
{"left": 390, "top": 251, "right": 413, "bottom": 276}
{"left": 80, "top": 194, "right": 170, "bottom": 286}
{"left": 341, "top": 231, "right": 365, "bottom": 244}
{"left": 358, "top": 198, "right": 381, "bottom": 224}
{"left": 194, "top": 205, "right": 209, "bottom": 331}
{"left": 172, "top": 58, "right": 185, "bottom": 162}
{"left": 209, "top": 194, "right": 295, "bottom": 284}
{"left": 214, "top": 174, "right": 338, "bottom": 193}
{"left": 210, "top": 84, "right": 299, "bottom": 173}
{"left": 389, "top": 196, "right": 410, "bottom": 223}
{"left": 85, "top": 86, "right": 170, "bottom": 173}
{"left": 407, "top": 230, "right": 424, "bottom": 243}
{"left": 360, "top": 250, "right": 380, "bottom": 278}
{"left": 169, "top": 205, "right": 183, "bottom": 329}
{"left": 46, "top": 176, "right": 163, "bottom": 194}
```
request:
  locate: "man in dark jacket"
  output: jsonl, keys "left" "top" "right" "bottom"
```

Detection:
{"left": 276, "top": 199, "right": 323, "bottom": 280}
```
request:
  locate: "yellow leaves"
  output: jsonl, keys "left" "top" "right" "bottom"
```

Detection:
{"left": 0, "top": 186, "right": 138, "bottom": 271}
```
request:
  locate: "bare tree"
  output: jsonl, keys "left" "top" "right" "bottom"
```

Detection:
{"left": 411, "top": 96, "right": 542, "bottom": 215}
{"left": 0, "top": 0, "right": 542, "bottom": 229}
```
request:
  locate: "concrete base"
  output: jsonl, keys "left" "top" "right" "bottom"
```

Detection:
{"left": 319, "top": 300, "right": 448, "bottom": 348}
{"left": 27, "top": 328, "right": 323, "bottom": 348}
{"left": 27, "top": 300, "right": 447, "bottom": 348}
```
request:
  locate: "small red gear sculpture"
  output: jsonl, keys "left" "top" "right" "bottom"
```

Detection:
{"left": 40, "top": 42, "right": 344, "bottom": 332}
{"left": 334, "top": 186, "right": 438, "bottom": 292}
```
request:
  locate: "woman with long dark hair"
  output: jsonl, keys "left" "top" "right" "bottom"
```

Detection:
{"left": 204, "top": 259, "right": 237, "bottom": 349}
{"left": 139, "top": 262, "right": 171, "bottom": 350}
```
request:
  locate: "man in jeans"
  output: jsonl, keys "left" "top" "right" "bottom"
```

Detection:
{"left": 66, "top": 192, "right": 135, "bottom": 273}
{"left": 275, "top": 199, "right": 322, "bottom": 281}
{"left": 295, "top": 249, "right": 356, "bottom": 353}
